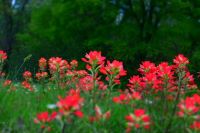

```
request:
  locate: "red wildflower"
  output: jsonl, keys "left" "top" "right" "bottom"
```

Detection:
{"left": 127, "top": 75, "right": 143, "bottom": 91}
{"left": 74, "top": 110, "right": 84, "bottom": 118}
{"left": 22, "top": 81, "right": 33, "bottom": 91}
{"left": 78, "top": 76, "right": 93, "bottom": 91}
{"left": 36, "top": 72, "right": 48, "bottom": 80}
{"left": 178, "top": 95, "right": 200, "bottom": 117}
{"left": 81, "top": 51, "right": 105, "bottom": 69}
{"left": 157, "top": 62, "right": 174, "bottom": 80}
{"left": 173, "top": 54, "right": 189, "bottom": 69}
{"left": 125, "top": 109, "right": 151, "bottom": 132}
{"left": 100, "top": 60, "right": 126, "bottom": 84}
{"left": 0, "top": 50, "right": 7, "bottom": 62}
{"left": 98, "top": 81, "right": 107, "bottom": 90}
{"left": 34, "top": 111, "right": 57, "bottom": 129}
{"left": 113, "top": 94, "right": 127, "bottom": 104}
{"left": 193, "top": 94, "right": 200, "bottom": 105}
{"left": 23, "top": 71, "right": 32, "bottom": 81}
{"left": 3, "top": 80, "right": 12, "bottom": 87}
{"left": 142, "top": 73, "right": 161, "bottom": 91}
{"left": 70, "top": 60, "right": 78, "bottom": 69}
{"left": 138, "top": 61, "right": 157, "bottom": 75}
{"left": 134, "top": 109, "right": 145, "bottom": 117}
{"left": 128, "top": 91, "right": 141, "bottom": 101}
{"left": 48, "top": 57, "right": 69, "bottom": 74}
{"left": 191, "top": 121, "right": 200, "bottom": 130}
{"left": 184, "top": 72, "right": 197, "bottom": 89}
{"left": 39, "top": 57, "right": 47, "bottom": 71}
{"left": 49, "top": 111, "right": 57, "bottom": 120}
{"left": 67, "top": 89, "right": 81, "bottom": 96}
{"left": 56, "top": 90, "right": 84, "bottom": 116}
{"left": 36, "top": 112, "right": 50, "bottom": 123}
{"left": 75, "top": 70, "right": 88, "bottom": 77}
{"left": 113, "top": 91, "right": 141, "bottom": 104}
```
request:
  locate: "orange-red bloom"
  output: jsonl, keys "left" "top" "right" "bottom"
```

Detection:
{"left": 138, "top": 61, "right": 157, "bottom": 75}
{"left": 0, "top": 50, "right": 7, "bottom": 62}
{"left": 70, "top": 60, "right": 78, "bottom": 69}
{"left": 173, "top": 54, "right": 189, "bottom": 69}
{"left": 57, "top": 90, "right": 84, "bottom": 116}
{"left": 82, "top": 51, "right": 105, "bottom": 70}
{"left": 22, "top": 81, "right": 33, "bottom": 91}
{"left": 113, "top": 91, "right": 141, "bottom": 104}
{"left": 191, "top": 121, "right": 200, "bottom": 130}
{"left": 127, "top": 75, "right": 143, "bottom": 91}
{"left": 34, "top": 111, "right": 57, "bottom": 129}
{"left": 39, "top": 57, "right": 47, "bottom": 71}
{"left": 48, "top": 57, "right": 69, "bottom": 74}
{"left": 3, "top": 80, "right": 12, "bottom": 87}
{"left": 23, "top": 71, "right": 32, "bottom": 81}
{"left": 178, "top": 94, "right": 200, "bottom": 117}
{"left": 36, "top": 72, "right": 48, "bottom": 80}
{"left": 74, "top": 110, "right": 84, "bottom": 118}
{"left": 100, "top": 60, "right": 126, "bottom": 84}
{"left": 125, "top": 109, "right": 151, "bottom": 132}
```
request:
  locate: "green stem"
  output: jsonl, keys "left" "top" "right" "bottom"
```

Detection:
{"left": 161, "top": 80, "right": 168, "bottom": 127}
{"left": 14, "top": 61, "right": 25, "bottom": 80}
{"left": 61, "top": 121, "right": 67, "bottom": 133}
{"left": 164, "top": 72, "right": 184, "bottom": 133}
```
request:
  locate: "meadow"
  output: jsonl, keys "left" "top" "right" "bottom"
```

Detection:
{"left": 0, "top": 50, "right": 199, "bottom": 133}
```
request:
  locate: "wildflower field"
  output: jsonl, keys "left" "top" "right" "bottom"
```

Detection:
{"left": 0, "top": 50, "right": 200, "bottom": 133}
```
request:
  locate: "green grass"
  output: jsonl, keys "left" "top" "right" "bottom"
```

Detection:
{"left": 0, "top": 81, "right": 198, "bottom": 133}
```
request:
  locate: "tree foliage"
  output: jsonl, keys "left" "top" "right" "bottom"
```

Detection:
{"left": 1, "top": 0, "right": 200, "bottom": 76}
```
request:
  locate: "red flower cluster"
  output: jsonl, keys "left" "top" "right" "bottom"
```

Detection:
{"left": 191, "top": 121, "right": 200, "bottom": 130}
{"left": 70, "top": 60, "right": 78, "bottom": 69}
{"left": 178, "top": 94, "right": 200, "bottom": 131}
{"left": 56, "top": 90, "right": 84, "bottom": 117}
{"left": 78, "top": 76, "right": 94, "bottom": 91}
{"left": 34, "top": 89, "right": 84, "bottom": 129}
{"left": 22, "top": 81, "right": 33, "bottom": 91}
{"left": 34, "top": 111, "right": 57, "bottom": 129}
{"left": 39, "top": 57, "right": 47, "bottom": 71}
{"left": 100, "top": 60, "right": 126, "bottom": 85}
{"left": 77, "top": 76, "right": 107, "bottom": 92}
{"left": 23, "top": 71, "right": 32, "bottom": 81}
{"left": 178, "top": 94, "right": 200, "bottom": 117}
{"left": 173, "top": 54, "right": 189, "bottom": 69}
{"left": 36, "top": 72, "right": 48, "bottom": 81}
{"left": 113, "top": 91, "right": 141, "bottom": 104}
{"left": 0, "top": 50, "right": 7, "bottom": 62}
{"left": 22, "top": 71, "right": 33, "bottom": 91}
{"left": 125, "top": 109, "right": 151, "bottom": 132}
{"left": 16, "top": 51, "right": 199, "bottom": 132}
{"left": 157, "top": 62, "right": 174, "bottom": 81}
{"left": 82, "top": 51, "right": 105, "bottom": 70}
{"left": 128, "top": 63, "right": 173, "bottom": 93}
{"left": 127, "top": 54, "right": 196, "bottom": 94}
{"left": 48, "top": 57, "right": 69, "bottom": 75}
{"left": 64, "top": 69, "right": 90, "bottom": 89}
{"left": 138, "top": 61, "right": 157, "bottom": 75}
{"left": 75, "top": 70, "right": 88, "bottom": 77}
{"left": 127, "top": 76, "right": 143, "bottom": 91}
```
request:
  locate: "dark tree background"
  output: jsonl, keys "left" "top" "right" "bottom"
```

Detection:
{"left": 0, "top": 0, "right": 200, "bottom": 79}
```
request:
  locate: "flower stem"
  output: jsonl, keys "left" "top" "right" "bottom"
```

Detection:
{"left": 164, "top": 72, "right": 184, "bottom": 133}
